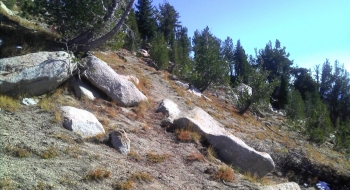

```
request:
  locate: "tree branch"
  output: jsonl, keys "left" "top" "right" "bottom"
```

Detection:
{"left": 77, "top": 0, "right": 135, "bottom": 54}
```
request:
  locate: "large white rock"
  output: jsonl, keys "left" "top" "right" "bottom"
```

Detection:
{"left": 61, "top": 106, "right": 105, "bottom": 138}
{"left": 0, "top": 51, "right": 75, "bottom": 96}
{"left": 84, "top": 56, "right": 147, "bottom": 107}
{"left": 262, "top": 182, "right": 301, "bottom": 190}
{"left": 173, "top": 107, "right": 275, "bottom": 177}
{"left": 156, "top": 99, "right": 180, "bottom": 125}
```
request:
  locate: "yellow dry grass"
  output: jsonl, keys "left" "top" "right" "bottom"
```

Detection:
{"left": 0, "top": 95, "right": 20, "bottom": 112}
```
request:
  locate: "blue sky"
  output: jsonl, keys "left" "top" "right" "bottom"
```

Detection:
{"left": 151, "top": 0, "right": 350, "bottom": 71}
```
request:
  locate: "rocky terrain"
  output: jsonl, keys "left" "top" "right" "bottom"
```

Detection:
{"left": 1, "top": 50, "right": 349, "bottom": 190}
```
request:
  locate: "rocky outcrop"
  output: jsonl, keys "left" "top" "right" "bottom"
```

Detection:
{"left": 61, "top": 106, "right": 105, "bottom": 138}
{"left": 84, "top": 56, "right": 147, "bottom": 107}
{"left": 262, "top": 182, "right": 301, "bottom": 190}
{"left": 156, "top": 99, "right": 180, "bottom": 125}
{"left": 0, "top": 51, "right": 75, "bottom": 96}
{"left": 109, "top": 130, "right": 130, "bottom": 155}
{"left": 172, "top": 107, "right": 275, "bottom": 177}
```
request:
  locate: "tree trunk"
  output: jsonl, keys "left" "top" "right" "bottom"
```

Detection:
{"left": 75, "top": 0, "right": 135, "bottom": 55}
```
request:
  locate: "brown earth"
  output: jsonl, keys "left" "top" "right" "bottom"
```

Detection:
{"left": 1, "top": 49, "right": 349, "bottom": 190}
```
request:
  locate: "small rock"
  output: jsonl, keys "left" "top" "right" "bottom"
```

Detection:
{"left": 110, "top": 130, "right": 130, "bottom": 155}
{"left": 22, "top": 98, "right": 39, "bottom": 105}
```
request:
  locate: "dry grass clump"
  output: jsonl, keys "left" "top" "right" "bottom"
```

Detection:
{"left": 5, "top": 144, "right": 32, "bottom": 158}
{"left": 212, "top": 165, "right": 235, "bottom": 182}
{"left": 0, "top": 177, "right": 15, "bottom": 190}
{"left": 132, "top": 101, "right": 149, "bottom": 119}
{"left": 41, "top": 146, "right": 59, "bottom": 159}
{"left": 52, "top": 132, "right": 73, "bottom": 143}
{"left": 175, "top": 129, "right": 201, "bottom": 143}
{"left": 113, "top": 172, "right": 152, "bottom": 190}
{"left": 32, "top": 181, "right": 54, "bottom": 190}
{"left": 85, "top": 168, "right": 111, "bottom": 181}
{"left": 147, "top": 152, "right": 171, "bottom": 163}
{"left": 128, "top": 150, "right": 141, "bottom": 161}
{"left": 59, "top": 174, "right": 77, "bottom": 187}
{"left": 243, "top": 171, "right": 258, "bottom": 183}
{"left": 186, "top": 152, "right": 205, "bottom": 162}
{"left": 206, "top": 146, "right": 217, "bottom": 163}
{"left": 64, "top": 146, "right": 82, "bottom": 159}
{"left": 0, "top": 95, "right": 20, "bottom": 112}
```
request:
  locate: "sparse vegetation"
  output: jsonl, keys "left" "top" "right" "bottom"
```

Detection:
{"left": 243, "top": 171, "right": 258, "bottom": 183}
{"left": 147, "top": 152, "right": 170, "bottom": 163}
{"left": 0, "top": 177, "right": 15, "bottom": 190}
{"left": 186, "top": 152, "right": 205, "bottom": 162}
{"left": 52, "top": 132, "right": 73, "bottom": 143}
{"left": 64, "top": 146, "right": 82, "bottom": 159}
{"left": 128, "top": 150, "right": 141, "bottom": 161}
{"left": 85, "top": 168, "right": 111, "bottom": 181}
{"left": 0, "top": 95, "right": 20, "bottom": 112}
{"left": 206, "top": 146, "right": 217, "bottom": 163}
{"left": 175, "top": 128, "right": 202, "bottom": 143}
{"left": 113, "top": 172, "right": 152, "bottom": 190}
{"left": 4, "top": 144, "right": 32, "bottom": 158}
{"left": 41, "top": 146, "right": 59, "bottom": 159}
{"left": 212, "top": 165, "right": 235, "bottom": 182}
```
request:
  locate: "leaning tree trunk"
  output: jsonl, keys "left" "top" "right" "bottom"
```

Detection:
{"left": 71, "top": 0, "right": 135, "bottom": 55}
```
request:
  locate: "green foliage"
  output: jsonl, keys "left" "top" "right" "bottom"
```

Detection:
{"left": 135, "top": 0, "right": 157, "bottom": 41}
{"left": 102, "top": 30, "right": 126, "bottom": 51}
{"left": 234, "top": 67, "right": 278, "bottom": 115}
{"left": 158, "top": 2, "right": 180, "bottom": 44}
{"left": 256, "top": 40, "right": 293, "bottom": 109}
{"left": 173, "top": 27, "right": 192, "bottom": 78}
{"left": 191, "top": 26, "right": 229, "bottom": 92}
{"left": 304, "top": 92, "right": 333, "bottom": 143}
{"left": 334, "top": 121, "right": 350, "bottom": 154}
{"left": 3, "top": 0, "right": 16, "bottom": 9}
{"left": 221, "top": 37, "right": 235, "bottom": 80}
{"left": 149, "top": 33, "right": 169, "bottom": 70}
{"left": 286, "top": 88, "right": 305, "bottom": 121}
{"left": 232, "top": 40, "right": 251, "bottom": 84}
{"left": 124, "top": 8, "right": 141, "bottom": 52}
{"left": 291, "top": 67, "right": 317, "bottom": 101}
{"left": 25, "top": 0, "right": 107, "bottom": 38}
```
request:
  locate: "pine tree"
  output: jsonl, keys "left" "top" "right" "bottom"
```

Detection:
{"left": 191, "top": 26, "right": 229, "bottom": 92}
{"left": 291, "top": 67, "right": 317, "bottom": 101}
{"left": 286, "top": 88, "right": 305, "bottom": 121}
{"left": 135, "top": 0, "right": 157, "bottom": 41}
{"left": 256, "top": 40, "right": 293, "bottom": 109}
{"left": 173, "top": 27, "right": 192, "bottom": 78}
{"left": 221, "top": 37, "right": 235, "bottom": 82}
{"left": 157, "top": 2, "right": 181, "bottom": 44}
{"left": 304, "top": 92, "right": 333, "bottom": 143}
{"left": 233, "top": 40, "right": 251, "bottom": 84}
{"left": 149, "top": 33, "right": 169, "bottom": 70}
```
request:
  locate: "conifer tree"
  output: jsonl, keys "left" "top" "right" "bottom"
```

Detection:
{"left": 149, "top": 33, "right": 169, "bottom": 70}
{"left": 233, "top": 40, "right": 251, "bottom": 84}
{"left": 174, "top": 27, "right": 192, "bottom": 78}
{"left": 256, "top": 40, "right": 293, "bottom": 109}
{"left": 221, "top": 37, "right": 235, "bottom": 82}
{"left": 191, "top": 26, "right": 229, "bottom": 92}
{"left": 135, "top": 0, "right": 157, "bottom": 41}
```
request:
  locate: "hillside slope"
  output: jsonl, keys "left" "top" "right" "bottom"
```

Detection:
{"left": 1, "top": 50, "right": 349, "bottom": 190}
